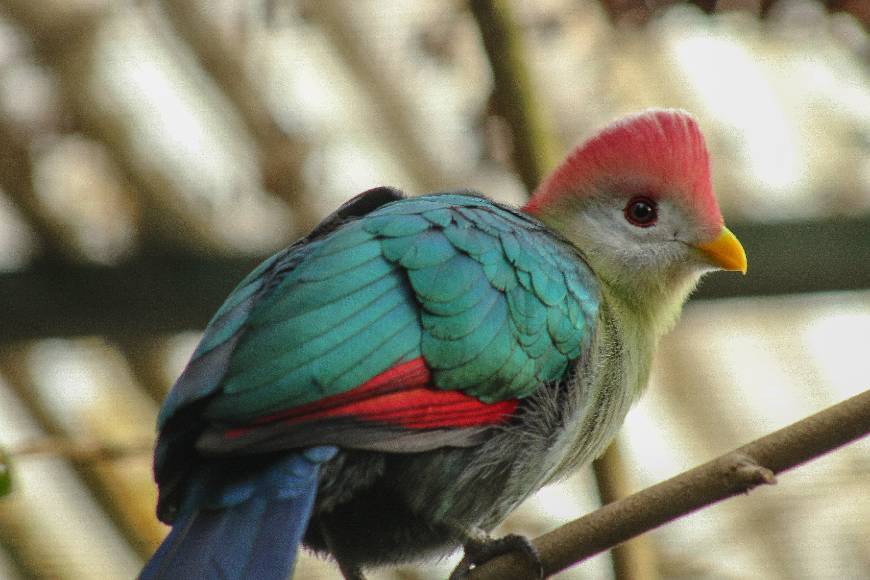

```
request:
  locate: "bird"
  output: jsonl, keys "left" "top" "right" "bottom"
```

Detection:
{"left": 141, "top": 109, "right": 746, "bottom": 580}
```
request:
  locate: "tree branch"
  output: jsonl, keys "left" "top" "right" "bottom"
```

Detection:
{"left": 0, "top": 346, "right": 163, "bottom": 559}
{"left": 468, "top": 0, "right": 560, "bottom": 193}
{"left": 3, "top": 436, "right": 152, "bottom": 464}
{"left": 470, "top": 389, "right": 870, "bottom": 579}
{"left": 0, "top": 114, "right": 78, "bottom": 260}
{"left": 592, "top": 443, "right": 658, "bottom": 580}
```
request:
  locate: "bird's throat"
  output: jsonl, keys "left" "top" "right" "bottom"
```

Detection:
{"left": 602, "top": 267, "right": 701, "bottom": 352}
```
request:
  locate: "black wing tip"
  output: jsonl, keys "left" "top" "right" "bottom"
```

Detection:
{"left": 306, "top": 187, "right": 407, "bottom": 241}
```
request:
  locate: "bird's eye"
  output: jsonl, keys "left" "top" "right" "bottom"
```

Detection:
{"left": 624, "top": 197, "right": 658, "bottom": 227}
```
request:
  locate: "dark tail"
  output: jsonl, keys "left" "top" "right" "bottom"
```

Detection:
{"left": 141, "top": 447, "right": 336, "bottom": 580}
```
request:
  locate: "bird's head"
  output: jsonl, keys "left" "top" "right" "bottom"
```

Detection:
{"left": 524, "top": 109, "right": 746, "bottom": 329}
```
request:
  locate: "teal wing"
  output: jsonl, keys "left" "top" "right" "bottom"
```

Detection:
{"left": 367, "top": 194, "right": 599, "bottom": 402}
{"left": 156, "top": 186, "right": 407, "bottom": 429}
{"left": 197, "top": 193, "right": 600, "bottom": 423}
{"left": 155, "top": 191, "right": 600, "bottom": 520}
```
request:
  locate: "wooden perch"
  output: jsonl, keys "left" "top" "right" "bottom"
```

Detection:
{"left": 470, "top": 389, "right": 870, "bottom": 578}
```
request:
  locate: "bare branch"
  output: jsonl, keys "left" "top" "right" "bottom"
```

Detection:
{"left": 592, "top": 443, "right": 658, "bottom": 580}
{"left": 5, "top": 436, "right": 152, "bottom": 463}
{"left": 0, "top": 345, "right": 164, "bottom": 559}
{"left": 471, "top": 389, "right": 870, "bottom": 579}
{"left": 0, "top": 115, "right": 78, "bottom": 260}
{"left": 468, "top": 0, "right": 560, "bottom": 193}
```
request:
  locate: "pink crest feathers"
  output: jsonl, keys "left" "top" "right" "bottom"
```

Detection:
{"left": 524, "top": 109, "right": 722, "bottom": 228}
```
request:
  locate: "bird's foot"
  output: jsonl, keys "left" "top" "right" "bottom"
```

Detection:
{"left": 448, "top": 531, "right": 543, "bottom": 580}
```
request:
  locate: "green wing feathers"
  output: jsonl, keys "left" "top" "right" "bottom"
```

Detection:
{"left": 201, "top": 193, "right": 599, "bottom": 422}
{"left": 364, "top": 194, "right": 599, "bottom": 402}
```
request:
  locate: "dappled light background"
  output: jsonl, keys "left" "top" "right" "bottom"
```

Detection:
{"left": 0, "top": 0, "right": 868, "bottom": 578}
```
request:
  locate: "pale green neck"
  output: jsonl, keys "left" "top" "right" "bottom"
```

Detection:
{"left": 601, "top": 270, "right": 700, "bottom": 342}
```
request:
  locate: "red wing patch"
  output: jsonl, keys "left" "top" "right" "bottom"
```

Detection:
{"left": 224, "top": 357, "right": 518, "bottom": 439}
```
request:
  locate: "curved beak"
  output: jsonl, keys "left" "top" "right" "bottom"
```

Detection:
{"left": 696, "top": 226, "right": 747, "bottom": 274}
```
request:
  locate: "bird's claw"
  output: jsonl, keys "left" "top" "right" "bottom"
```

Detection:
{"left": 448, "top": 533, "right": 543, "bottom": 580}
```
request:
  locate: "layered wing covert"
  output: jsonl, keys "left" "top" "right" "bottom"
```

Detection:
{"left": 162, "top": 192, "right": 600, "bottom": 454}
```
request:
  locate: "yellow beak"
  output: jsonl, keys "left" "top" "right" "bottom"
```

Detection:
{"left": 696, "top": 226, "right": 747, "bottom": 274}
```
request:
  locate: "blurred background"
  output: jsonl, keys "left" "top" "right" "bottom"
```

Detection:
{"left": 0, "top": 0, "right": 868, "bottom": 578}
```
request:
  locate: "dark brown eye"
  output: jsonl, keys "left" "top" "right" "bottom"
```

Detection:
{"left": 624, "top": 197, "right": 658, "bottom": 227}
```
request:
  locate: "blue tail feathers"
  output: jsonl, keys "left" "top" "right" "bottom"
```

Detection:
{"left": 141, "top": 446, "right": 338, "bottom": 580}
